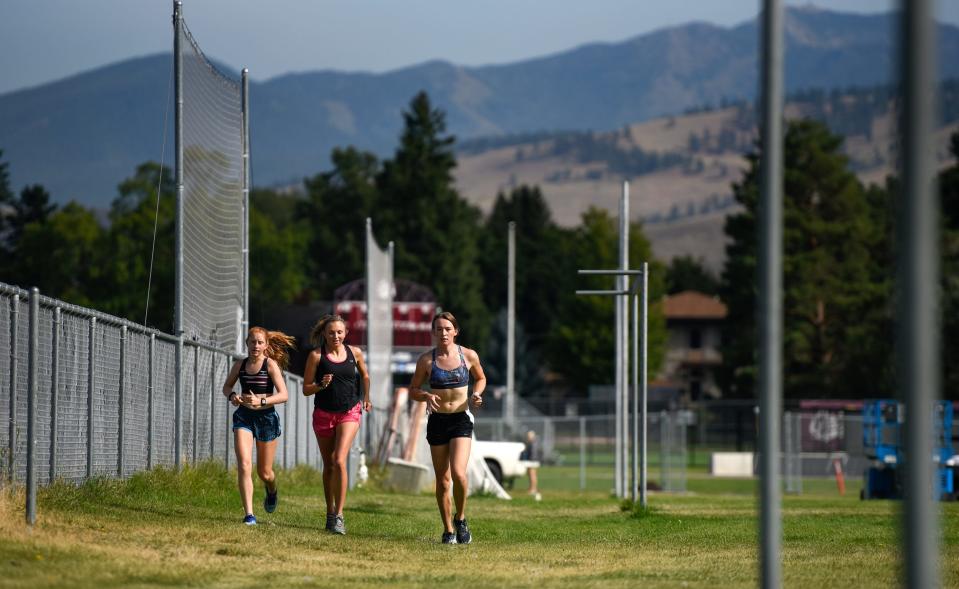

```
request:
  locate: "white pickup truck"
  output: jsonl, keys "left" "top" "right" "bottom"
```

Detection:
{"left": 473, "top": 440, "right": 540, "bottom": 487}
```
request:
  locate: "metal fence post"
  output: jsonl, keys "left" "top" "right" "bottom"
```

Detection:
{"left": 579, "top": 416, "right": 586, "bottom": 491}
{"left": 9, "top": 293, "right": 19, "bottom": 480}
{"left": 640, "top": 262, "right": 648, "bottom": 507}
{"left": 175, "top": 335, "right": 183, "bottom": 470}
{"left": 225, "top": 353, "right": 231, "bottom": 469}
{"left": 87, "top": 316, "right": 97, "bottom": 478}
{"left": 26, "top": 288, "right": 39, "bottom": 525}
{"left": 284, "top": 382, "right": 290, "bottom": 469}
{"left": 209, "top": 350, "right": 216, "bottom": 458}
{"left": 148, "top": 334, "right": 155, "bottom": 470}
{"left": 192, "top": 344, "right": 199, "bottom": 464}
{"left": 118, "top": 325, "right": 126, "bottom": 477}
{"left": 50, "top": 306, "right": 60, "bottom": 482}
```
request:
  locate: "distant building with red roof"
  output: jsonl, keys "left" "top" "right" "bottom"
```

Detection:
{"left": 660, "top": 290, "right": 727, "bottom": 401}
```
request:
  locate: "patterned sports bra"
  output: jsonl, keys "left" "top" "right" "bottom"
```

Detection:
{"left": 429, "top": 346, "right": 469, "bottom": 389}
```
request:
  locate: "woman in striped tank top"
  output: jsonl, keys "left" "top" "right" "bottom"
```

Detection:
{"left": 221, "top": 326, "right": 295, "bottom": 526}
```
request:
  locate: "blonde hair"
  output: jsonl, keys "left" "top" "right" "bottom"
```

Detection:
{"left": 309, "top": 314, "right": 348, "bottom": 347}
{"left": 247, "top": 326, "right": 296, "bottom": 370}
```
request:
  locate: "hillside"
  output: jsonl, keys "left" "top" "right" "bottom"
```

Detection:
{"left": 452, "top": 82, "right": 959, "bottom": 270}
{"left": 2, "top": 6, "right": 959, "bottom": 207}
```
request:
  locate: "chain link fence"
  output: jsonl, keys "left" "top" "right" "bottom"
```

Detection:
{"left": 0, "top": 282, "right": 315, "bottom": 489}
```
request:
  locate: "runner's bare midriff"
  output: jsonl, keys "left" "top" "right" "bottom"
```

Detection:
{"left": 432, "top": 386, "right": 468, "bottom": 413}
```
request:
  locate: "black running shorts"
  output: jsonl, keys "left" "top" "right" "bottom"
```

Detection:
{"left": 426, "top": 411, "right": 474, "bottom": 446}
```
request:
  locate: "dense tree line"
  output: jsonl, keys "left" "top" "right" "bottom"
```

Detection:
{"left": 719, "top": 120, "right": 959, "bottom": 400}
{"left": 6, "top": 92, "right": 957, "bottom": 401}
{"left": 0, "top": 94, "right": 667, "bottom": 398}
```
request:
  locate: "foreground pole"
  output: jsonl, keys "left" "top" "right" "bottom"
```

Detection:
{"left": 899, "top": 1, "right": 940, "bottom": 587}
{"left": 758, "top": 0, "right": 784, "bottom": 587}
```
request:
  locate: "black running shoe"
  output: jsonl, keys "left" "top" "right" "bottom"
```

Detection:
{"left": 441, "top": 531, "right": 458, "bottom": 544}
{"left": 325, "top": 513, "right": 335, "bottom": 531}
{"left": 264, "top": 489, "right": 278, "bottom": 513}
{"left": 454, "top": 518, "right": 472, "bottom": 544}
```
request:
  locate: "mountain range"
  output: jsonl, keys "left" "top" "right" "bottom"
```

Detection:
{"left": 2, "top": 5, "right": 959, "bottom": 209}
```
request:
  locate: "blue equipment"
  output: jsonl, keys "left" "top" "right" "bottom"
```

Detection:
{"left": 861, "top": 399, "right": 955, "bottom": 501}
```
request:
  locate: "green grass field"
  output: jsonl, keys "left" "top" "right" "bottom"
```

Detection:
{"left": 0, "top": 462, "right": 956, "bottom": 588}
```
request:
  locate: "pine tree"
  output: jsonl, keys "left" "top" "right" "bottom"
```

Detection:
{"left": 719, "top": 119, "right": 892, "bottom": 399}
{"left": 940, "top": 132, "right": 959, "bottom": 399}
{"left": 298, "top": 147, "right": 380, "bottom": 298}
{"left": 375, "top": 92, "right": 488, "bottom": 350}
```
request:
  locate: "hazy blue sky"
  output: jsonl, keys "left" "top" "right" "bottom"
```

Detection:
{"left": 2, "top": 1, "right": 957, "bottom": 95}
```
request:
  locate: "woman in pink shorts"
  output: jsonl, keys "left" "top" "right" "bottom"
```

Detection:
{"left": 302, "top": 314, "right": 371, "bottom": 535}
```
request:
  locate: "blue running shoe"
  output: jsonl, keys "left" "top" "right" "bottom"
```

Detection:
{"left": 243, "top": 514, "right": 257, "bottom": 526}
{"left": 441, "top": 531, "right": 457, "bottom": 544}
{"left": 264, "top": 489, "right": 278, "bottom": 513}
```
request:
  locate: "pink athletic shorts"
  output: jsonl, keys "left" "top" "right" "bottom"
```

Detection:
{"left": 312, "top": 403, "right": 362, "bottom": 439}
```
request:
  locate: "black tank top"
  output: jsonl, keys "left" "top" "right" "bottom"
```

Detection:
{"left": 313, "top": 345, "right": 361, "bottom": 413}
{"left": 238, "top": 357, "right": 274, "bottom": 396}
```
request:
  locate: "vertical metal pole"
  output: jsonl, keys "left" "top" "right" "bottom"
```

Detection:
{"left": 118, "top": 325, "right": 126, "bottom": 477}
{"left": 225, "top": 354, "right": 232, "bottom": 469}
{"left": 241, "top": 68, "right": 251, "bottom": 343}
{"left": 507, "top": 221, "right": 516, "bottom": 430}
{"left": 26, "top": 288, "right": 38, "bottom": 525}
{"left": 579, "top": 416, "right": 586, "bottom": 491}
{"left": 659, "top": 410, "right": 668, "bottom": 491}
{"left": 784, "top": 411, "right": 794, "bottom": 493}
{"left": 173, "top": 0, "right": 184, "bottom": 338}
{"left": 899, "top": 1, "right": 939, "bottom": 587}
{"left": 795, "top": 413, "right": 802, "bottom": 495}
{"left": 631, "top": 286, "right": 638, "bottom": 504}
{"left": 9, "top": 294, "right": 19, "bottom": 480}
{"left": 210, "top": 350, "right": 216, "bottom": 458}
{"left": 640, "top": 262, "right": 648, "bottom": 508}
{"left": 87, "top": 317, "right": 96, "bottom": 478}
{"left": 283, "top": 377, "right": 290, "bottom": 469}
{"left": 621, "top": 182, "right": 630, "bottom": 499}
{"left": 175, "top": 335, "right": 183, "bottom": 470}
{"left": 615, "top": 184, "right": 628, "bottom": 499}
{"left": 148, "top": 334, "right": 155, "bottom": 470}
{"left": 50, "top": 306, "right": 60, "bottom": 482}
{"left": 758, "top": 0, "right": 784, "bottom": 586}
{"left": 192, "top": 345, "right": 199, "bottom": 464}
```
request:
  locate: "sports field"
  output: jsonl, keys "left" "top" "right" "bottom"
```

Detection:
{"left": 0, "top": 462, "right": 956, "bottom": 588}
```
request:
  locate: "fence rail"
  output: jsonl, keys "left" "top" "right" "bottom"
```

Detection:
{"left": 0, "top": 283, "right": 315, "bottom": 493}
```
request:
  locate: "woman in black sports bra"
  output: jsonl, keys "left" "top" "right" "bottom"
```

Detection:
{"left": 409, "top": 311, "right": 487, "bottom": 544}
{"left": 221, "top": 326, "right": 295, "bottom": 526}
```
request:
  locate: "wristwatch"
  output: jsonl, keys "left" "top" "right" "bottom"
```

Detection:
{"left": 260, "top": 397, "right": 266, "bottom": 407}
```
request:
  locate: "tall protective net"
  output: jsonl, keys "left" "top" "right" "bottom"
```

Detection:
{"left": 179, "top": 19, "right": 246, "bottom": 350}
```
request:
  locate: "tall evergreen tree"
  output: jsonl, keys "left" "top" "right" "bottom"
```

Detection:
{"left": 0, "top": 150, "right": 14, "bottom": 254}
{"left": 719, "top": 120, "right": 892, "bottom": 399}
{"left": 481, "top": 185, "right": 571, "bottom": 343}
{"left": 376, "top": 92, "right": 488, "bottom": 350}
{"left": 298, "top": 147, "right": 380, "bottom": 298}
{"left": 940, "top": 131, "right": 959, "bottom": 399}
{"left": 479, "top": 185, "right": 571, "bottom": 392}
